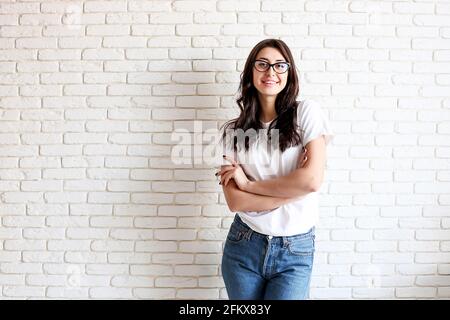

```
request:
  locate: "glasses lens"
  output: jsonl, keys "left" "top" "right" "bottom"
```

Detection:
{"left": 254, "top": 61, "right": 269, "bottom": 72}
{"left": 274, "top": 63, "right": 289, "bottom": 73}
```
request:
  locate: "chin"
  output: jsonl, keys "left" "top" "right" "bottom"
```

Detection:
{"left": 258, "top": 88, "right": 281, "bottom": 96}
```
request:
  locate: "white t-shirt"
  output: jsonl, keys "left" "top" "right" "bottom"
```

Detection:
{"left": 222, "top": 99, "right": 333, "bottom": 236}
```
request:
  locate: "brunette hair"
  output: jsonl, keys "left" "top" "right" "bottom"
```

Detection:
{"left": 220, "top": 38, "right": 303, "bottom": 153}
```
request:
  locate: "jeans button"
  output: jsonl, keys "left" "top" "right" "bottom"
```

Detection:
{"left": 268, "top": 235, "right": 273, "bottom": 240}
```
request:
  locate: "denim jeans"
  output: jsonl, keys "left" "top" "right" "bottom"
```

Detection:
{"left": 221, "top": 214, "right": 315, "bottom": 300}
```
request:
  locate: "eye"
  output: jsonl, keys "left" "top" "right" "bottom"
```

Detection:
{"left": 275, "top": 63, "right": 288, "bottom": 72}
{"left": 256, "top": 61, "right": 268, "bottom": 68}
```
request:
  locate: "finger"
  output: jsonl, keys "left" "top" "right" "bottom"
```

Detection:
{"left": 297, "top": 148, "right": 308, "bottom": 165}
{"left": 215, "top": 165, "right": 234, "bottom": 177}
{"left": 223, "top": 155, "right": 237, "bottom": 167}
{"left": 220, "top": 170, "right": 234, "bottom": 186}
{"left": 224, "top": 172, "right": 234, "bottom": 187}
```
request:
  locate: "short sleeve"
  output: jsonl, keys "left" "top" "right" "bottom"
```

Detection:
{"left": 297, "top": 100, "right": 334, "bottom": 146}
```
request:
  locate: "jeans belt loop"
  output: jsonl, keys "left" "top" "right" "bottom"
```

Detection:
{"left": 282, "top": 237, "right": 289, "bottom": 248}
{"left": 245, "top": 228, "right": 252, "bottom": 241}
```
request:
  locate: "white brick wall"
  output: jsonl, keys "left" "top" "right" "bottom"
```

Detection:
{"left": 0, "top": 0, "right": 449, "bottom": 300}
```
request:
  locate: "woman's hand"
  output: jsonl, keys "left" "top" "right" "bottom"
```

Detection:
{"left": 216, "top": 155, "right": 250, "bottom": 190}
{"left": 297, "top": 147, "right": 308, "bottom": 168}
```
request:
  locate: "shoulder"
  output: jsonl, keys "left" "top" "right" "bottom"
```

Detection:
{"left": 296, "top": 99, "right": 323, "bottom": 120}
{"left": 298, "top": 99, "right": 322, "bottom": 112}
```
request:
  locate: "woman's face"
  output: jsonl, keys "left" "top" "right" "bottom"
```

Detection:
{"left": 252, "top": 46, "right": 289, "bottom": 99}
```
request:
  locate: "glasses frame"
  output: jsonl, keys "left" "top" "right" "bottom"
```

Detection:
{"left": 253, "top": 59, "right": 291, "bottom": 74}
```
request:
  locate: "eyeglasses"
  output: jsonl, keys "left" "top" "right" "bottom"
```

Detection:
{"left": 253, "top": 60, "right": 290, "bottom": 74}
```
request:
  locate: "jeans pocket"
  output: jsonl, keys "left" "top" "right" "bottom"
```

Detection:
{"left": 226, "top": 225, "right": 246, "bottom": 244}
{"left": 287, "top": 235, "right": 315, "bottom": 256}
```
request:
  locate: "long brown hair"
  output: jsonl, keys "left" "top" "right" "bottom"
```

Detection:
{"left": 221, "top": 38, "right": 303, "bottom": 153}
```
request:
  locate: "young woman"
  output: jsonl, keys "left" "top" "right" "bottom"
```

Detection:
{"left": 216, "top": 39, "right": 333, "bottom": 300}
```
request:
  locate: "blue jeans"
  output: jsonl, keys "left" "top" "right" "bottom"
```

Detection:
{"left": 221, "top": 214, "right": 315, "bottom": 300}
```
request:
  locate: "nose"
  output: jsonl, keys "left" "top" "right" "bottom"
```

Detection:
{"left": 266, "top": 66, "right": 276, "bottom": 76}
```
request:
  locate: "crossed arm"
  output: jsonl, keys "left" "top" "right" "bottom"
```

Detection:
{"left": 220, "top": 136, "right": 327, "bottom": 212}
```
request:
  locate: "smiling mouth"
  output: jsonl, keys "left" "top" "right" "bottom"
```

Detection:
{"left": 262, "top": 80, "right": 279, "bottom": 85}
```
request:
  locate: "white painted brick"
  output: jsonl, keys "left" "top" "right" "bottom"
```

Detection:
{"left": 373, "top": 183, "right": 413, "bottom": 194}
{"left": 196, "top": 254, "right": 222, "bottom": 265}
{"left": 172, "top": 72, "right": 215, "bottom": 84}
{"left": 154, "top": 229, "right": 197, "bottom": 241}
{"left": 1, "top": 262, "right": 43, "bottom": 274}
{"left": 265, "top": 24, "right": 307, "bottom": 36}
{"left": 131, "top": 265, "right": 173, "bottom": 276}
{"left": 325, "top": 37, "right": 366, "bottom": 49}
{"left": 179, "top": 241, "right": 222, "bottom": 253}
{"left": 111, "top": 275, "right": 154, "bottom": 288}
{"left": 23, "top": 228, "right": 65, "bottom": 240}
{"left": 134, "top": 288, "right": 175, "bottom": 299}
{"left": 329, "top": 182, "right": 371, "bottom": 194}
{"left": 3, "top": 286, "right": 45, "bottom": 298}
{"left": 330, "top": 276, "right": 368, "bottom": 287}
{"left": 1, "top": 25, "right": 42, "bottom": 37}
{"left": 72, "top": 274, "right": 112, "bottom": 287}
{"left": 176, "top": 24, "right": 220, "bottom": 36}
{"left": 353, "top": 288, "right": 395, "bottom": 299}
{"left": 153, "top": 85, "right": 196, "bottom": 96}
{"left": 356, "top": 217, "right": 397, "bottom": 229}
{"left": 176, "top": 97, "right": 218, "bottom": 110}
{"left": 152, "top": 253, "right": 194, "bottom": 264}
{"left": 352, "top": 264, "right": 395, "bottom": 276}
{"left": 313, "top": 264, "right": 350, "bottom": 276}
{"left": 147, "top": 36, "right": 191, "bottom": 48}
{"left": 65, "top": 251, "right": 107, "bottom": 264}
{"left": 316, "top": 241, "right": 354, "bottom": 253}
{"left": 0, "top": 228, "right": 22, "bottom": 240}
{"left": 151, "top": 181, "right": 195, "bottom": 193}
{"left": 159, "top": 205, "right": 201, "bottom": 217}
{"left": 114, "top": 205, "right": 157, "bottom": 216}
{"left": 2, "top": 216, "right": 45, "bottom": 228}
{"left": 0, "top": 275, "right": 24, "bottom": 286}
{"left": 177, "top": 288, "right": 220, "bottom": 299}
{"left": 131, "top": 193, "right": 174, "bottom": 204}
{"left": 26, "top": 274, "right": 66, "bottom": 286}
{"left": 88, "top": 192, "right": 129, "bottom": 204}
{"left": 176, "top": 193, "right": 218, "bottom": 205}
{"left": 198, "top": 229, "right": 227, "bottom": 241}
{"left": 178, "top": 218, "right": 221, "bottom": 229}
{"left": 84, "top": 1, "right": 126, "bottom": 13}
{"left": 108, "top": 252, "right": 151, "bottom": 264}
{"left": 372, "top": 252, "right": 414, "bottom": 264}
{"left": 353, "top": 194, "right": 395, "bottom": 206}
{"left": 193, "top": 36, "right": 235, "bottom": 48}
{"left": 135, "top": 241, "right": 177, "bottom": 253}
{"left": 197, "top": 15, "right": 236, "bottom": 27}
{"left": 331, "top": 230, "right": 372, "bottom": 241}
{"left": 46, "top": 287, "right": 89, "bottom": 299}
{"left": 193, "top": 60, "right": 236, "bottom": 71}
{"left": 310, "top": 288, "right": 351, "bottom": 299}
{"left": 105, "top": 157, "right": 148, "bottom": 169}
{"left": 66, "top": 227, "right": 108, "bottom": 239}
{"left": 355, "top": 241, "right": 397, "bottom": 253}
{"left": 174, "top": 265, "right": 218, "bottom": 276}
{"left": 396, "top": 287, "right": 436, "bottom": 298}
{"left": 90, "top": 287, "right": 132, "bottom": 299}
{"left": 22, "top": 245, "right": 63, "bottom": 260}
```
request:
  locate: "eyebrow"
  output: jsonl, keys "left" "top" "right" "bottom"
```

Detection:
{"left": 257, "top": 57, "right": 285, "bottom": 62}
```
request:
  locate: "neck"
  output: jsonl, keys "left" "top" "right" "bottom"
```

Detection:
{"left": 258, "top": 94, "right": 277, "bottom": 123}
